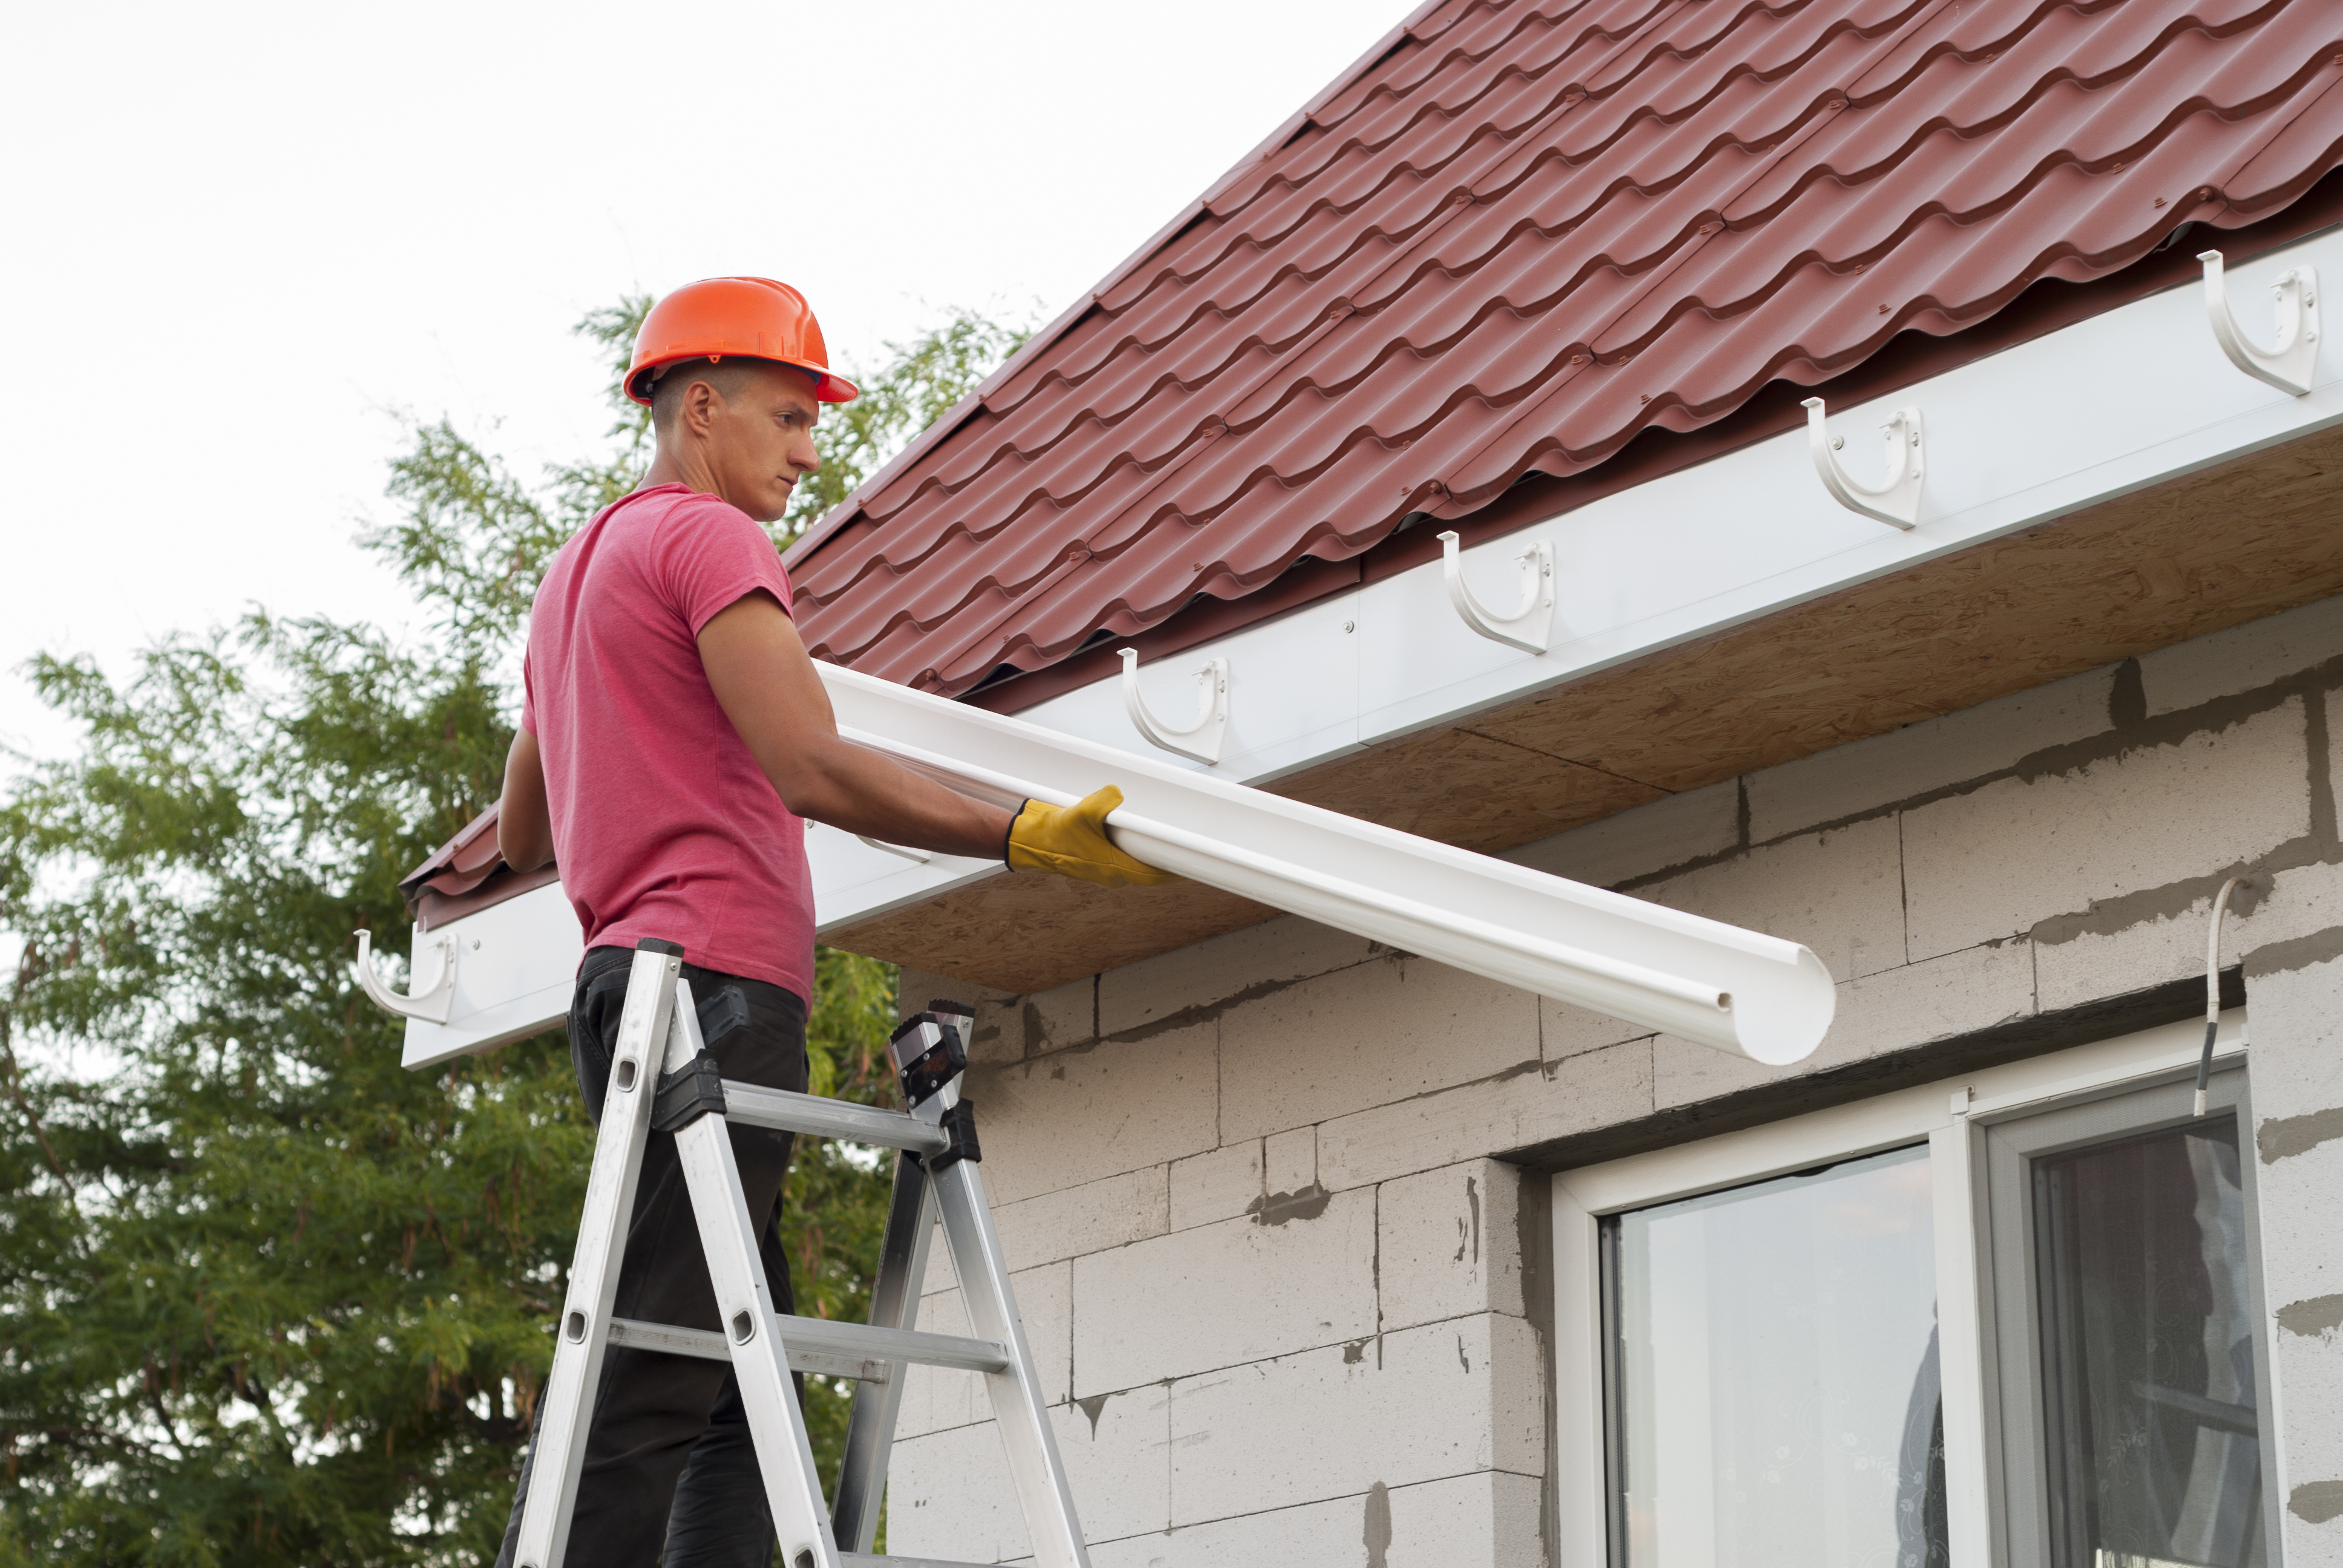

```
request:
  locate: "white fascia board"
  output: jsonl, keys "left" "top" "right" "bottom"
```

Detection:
{"left": 398, "top": 880, "right": 585, "bottom": 1070}
{"left": 811, "top": 228, "right": 2343, "bottom": 930}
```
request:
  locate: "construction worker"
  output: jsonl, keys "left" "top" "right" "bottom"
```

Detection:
{"left": 489, "top": 276, "right": 1172, "bottom": 1566}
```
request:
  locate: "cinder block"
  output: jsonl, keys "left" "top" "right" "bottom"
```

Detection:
{"left": 1653, "top": 940, "right": 2034, "bottom": 1110}
{"left": 1542, "top": 993, "right": 1659, "bottom": 1060}
{"left": 1169, "top": 1140, "right": 1263, "bottom": 1232}
{"left": 2330, "top": 687, "right": 2343, "bottom": 833}
{"left": 994, "top": 1165, "right": 1171, "bottom": 1272}
{"left": 1097, "top": 913, "right": 1377, "bottom": 1038}
{"left": 885, "top": 1391, "right": 1171, "bottom": 1560}
{"left": 884, "top": 1419, "right": 1032, "bottom": 1564}
{"left": 1902, "top": 699, "right": 2312, "bottom": 961}
{"left": 899, "top": 1261, "right": 1071, "bottom": 1440}
{"left": 1083, "top": 1471, "right": 1543, "bottom": 1568}
{"left": 1017, "top": 975, "right": 1098, "bottom": 1056}
{"left": 2036, "top": 857, "right": 2343, "bottom": 1013}
{"left": 1166, "top": 1313, "right": 1544, "bottom": 1525}
{"left": 1748, "top": 664, "right": 2117, "bottom": 840}
{"left": 896, "top": 1285, "right": 980, "bottom": 1441}
{"left": 1639, "top": 814, "right": 1907, "bottom": 981}
{"left": 1263, "top": 1126, "right": 1316, "bottom": 1197}
{"left": 1057, "top": 1382, "right": 1175, "bottom": 1544}
{"left": 900, "top": 969, "right": 1021, "bottom": 1067}
{"left": 1217, "top": 957, "right": 1539, "bottom": 1142}
{"left": 2243, "top": 956, "right": 2343, "bottom": 1559}
{"left": 2275, "top": 1321, "right": 2343, "bottom": 1561}
{"left": 1072, "top": 1189, "right": 1378, "bottom": 1395}
{"left": 969, "top": 1019, "right": 1217, "bottom": 1206}
{"left": 2138, "top": 593, "right": 2343, "bottom": 716}
{"left": 1505, "top": 777, "right": 1740, "bottom": 889}
{"left": 1318, "top": 1037, "right": 1654, "bottom": 1190}
{"left": 1377, "top": 1160, "right": 1525, "bottom": 1330}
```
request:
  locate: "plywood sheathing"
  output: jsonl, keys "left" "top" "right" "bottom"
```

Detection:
{"left": 827, "top": 425, "right": 2343, "bottom": 995}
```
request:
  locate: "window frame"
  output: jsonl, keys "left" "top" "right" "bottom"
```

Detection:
{"left": 1550, "top": 1008, "right": 2257, "bottom": 1568}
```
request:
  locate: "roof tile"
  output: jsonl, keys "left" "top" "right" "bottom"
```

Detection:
{"left": 789, "top": 0, "right": 2343, "bottom": 697}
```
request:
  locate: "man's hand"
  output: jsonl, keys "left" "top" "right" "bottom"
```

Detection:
{"left": 695, "top": 591, "right": 1015, "bottom": 859}
{"left": 1006, "top": 788, "right": 1182, "bottom": 888}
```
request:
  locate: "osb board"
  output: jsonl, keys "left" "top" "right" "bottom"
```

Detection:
{"left": 829, "top": 425, "right": 2343, "bottom": 995}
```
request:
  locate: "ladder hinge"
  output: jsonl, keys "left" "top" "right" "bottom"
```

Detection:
{"left": 652, "top": 1053, "right": 729, "bottom": 1132}
{"left": 919, "top": 1099, "right": 982, "bottom": 1173}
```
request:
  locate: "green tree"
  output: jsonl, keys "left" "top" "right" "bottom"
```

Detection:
{"left": 0, "top": 299, "right": 1026, "bottom": 1564}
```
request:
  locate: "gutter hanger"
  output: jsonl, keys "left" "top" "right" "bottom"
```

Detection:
{"left": 822, "top": 665, "right": 1835, "bottom": 1065}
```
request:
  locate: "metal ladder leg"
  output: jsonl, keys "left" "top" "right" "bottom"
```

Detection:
{"left": 662, "top": 978, "right": 846, "bottom": 1568}
{"left": 932, "top": 1155, "right": 1092, "bottom": 1568}
{"left": 513, "top": 940, "right": 683, "bottom": 1568}
{"left": 832, "top": 1152, "right": 937, "bottom": 1551}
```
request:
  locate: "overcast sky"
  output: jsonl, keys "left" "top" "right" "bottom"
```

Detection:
{"left": 0, "top": 1, "right": 1400, "bottom": 763}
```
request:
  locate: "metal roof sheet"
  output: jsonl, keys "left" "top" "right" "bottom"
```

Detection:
{"left": 790, "top": 0, "right": 2343, "bottom": 699}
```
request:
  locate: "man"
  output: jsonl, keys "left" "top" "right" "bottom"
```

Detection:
{"left": 491, "top": 276, "right": 1171, "bottom": 1565}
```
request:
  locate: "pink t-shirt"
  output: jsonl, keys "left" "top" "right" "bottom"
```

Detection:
{"left": 521, "top": 483, "right": 814, "bottom": 1001}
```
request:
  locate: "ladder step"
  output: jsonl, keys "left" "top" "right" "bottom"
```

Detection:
{"left": 842, "top": 1555, "right": 997, "bottom": 1568}
{"left": 721, "top": 1080, "right": 950, "bottom": 1156}
{"left": 606, "top": 1315, "right": 1008, "bottom": 1379}
{"left": 606, "top": 1318, "right": 886, "bottom": 1383}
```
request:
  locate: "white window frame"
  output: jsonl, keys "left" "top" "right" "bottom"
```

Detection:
{"left": 1550, "top": 1008, "right": 2255, "bottom": 1568}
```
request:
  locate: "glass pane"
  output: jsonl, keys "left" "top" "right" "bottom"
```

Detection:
{"left": 1610, "top": 1145, "right": 1945, "bottom": 1568}
{"left": 2033, "top": 1114, "right": 2266, "bottom": 1568}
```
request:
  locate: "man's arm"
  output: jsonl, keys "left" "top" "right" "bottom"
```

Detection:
{"left": 696, "top": 591, "right": 1015, "bottom": 859}
{"left": 497, "top": 728, "right": 557, "bottom": 872}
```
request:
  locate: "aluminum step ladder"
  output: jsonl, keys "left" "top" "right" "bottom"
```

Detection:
{"left": 511, "top": 938, "right": 1089, "bottom": 1568}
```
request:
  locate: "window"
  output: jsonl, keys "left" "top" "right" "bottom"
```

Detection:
{"left": 1987, "top": 1068, "right": 2279, "bottom": 1568}
{"left": 1551, "top": 1012, "right": 2276, "bottom": 1568}
{"left": 1603, "top": 1145, "right": 1946, "bottom": 1568}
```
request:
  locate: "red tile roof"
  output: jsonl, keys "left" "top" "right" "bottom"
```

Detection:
{"left": 788, "top": 0, "right": 2343, "bottom": 699}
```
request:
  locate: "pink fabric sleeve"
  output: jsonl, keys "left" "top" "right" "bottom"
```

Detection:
{"left": 654, "top": 496, "right": 796, "bottom": 636}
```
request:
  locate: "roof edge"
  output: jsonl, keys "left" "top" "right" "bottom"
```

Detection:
{"left": 961, "top": 172, "right": 2343, "bottom": 716}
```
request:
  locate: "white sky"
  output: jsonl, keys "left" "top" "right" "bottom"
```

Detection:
{"left": 0, "top": 0, "right": 1401, "bottom": 765}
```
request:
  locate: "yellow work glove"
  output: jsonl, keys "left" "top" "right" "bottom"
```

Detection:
{"left": 1004, "top": 786, "right": 1183, "bottom": 889}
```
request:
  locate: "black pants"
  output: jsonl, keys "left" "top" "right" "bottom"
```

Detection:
{"left": 496, "top": 945, "right": 809, "bottom": 1568}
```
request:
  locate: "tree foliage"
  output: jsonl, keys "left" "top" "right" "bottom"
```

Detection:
{"left": 0, "top": 298, "right": 1026, "bottom": 1563}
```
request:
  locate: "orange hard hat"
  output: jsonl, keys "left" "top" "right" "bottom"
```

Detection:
{"left": 624, "top": 276, "right": 859, "bottom": 405}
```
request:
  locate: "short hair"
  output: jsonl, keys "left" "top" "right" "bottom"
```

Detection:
{"left": 648, "top": 357, "right": 767, "bottom": 433}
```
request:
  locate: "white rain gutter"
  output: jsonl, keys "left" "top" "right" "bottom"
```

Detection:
{"left": 825, "top": 664, "right": 1836, "bottom": 1065}
{"left": 373, "top": 661, "right": 1837, "bottom": 1071}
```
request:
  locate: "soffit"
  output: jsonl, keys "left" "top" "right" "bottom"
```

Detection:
{"left": 830, "top": 418, "right": 2343, "bottom": 994}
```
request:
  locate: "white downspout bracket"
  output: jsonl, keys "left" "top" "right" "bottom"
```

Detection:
{"left": 1119, "top": 649, "right": 1230, "bottom": 765}
{"left": 2200, "top": 249, "right": 2318, "bottom": 396}
{"left": 1438, "top": 529, "right": 1555, "bottom": 653}
{"left": 1802, "top": 396, "right": 1924, "bottom": 530}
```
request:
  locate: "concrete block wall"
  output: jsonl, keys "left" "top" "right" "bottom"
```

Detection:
{"left": 888, "top": 593, "right": 2343, "bottom": 1565}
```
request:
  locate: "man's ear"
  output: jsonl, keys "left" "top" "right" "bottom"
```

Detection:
{"left": 679, "top": 374, "right": 723, "bottom": 437}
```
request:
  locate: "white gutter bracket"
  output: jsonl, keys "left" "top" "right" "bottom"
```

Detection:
{"left": 354, "top": 927, "right": 457, "bottom": 1024}
{"left": 2199, "top": 249, "right": 2318, "bottom": 396}
{"left": 1802, "top": 396, "right": 1923, "bottom": 530}
{"left": 1119, "top": 648, "right": 1229, "bottom": 765}
{"left": 1439, "top": 529, "right": 1555, "bottom": 653}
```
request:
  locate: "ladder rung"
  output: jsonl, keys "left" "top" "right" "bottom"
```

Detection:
{"left": 606, "top": 1318, "right": 888, "bottom": 1383}
{"left": 843, "top": 1555, "right": 997, "bottom": 1568}
{"left": 721, "top": 1081, "right": 949, "bottom": 1155}
{"left": 606, "top": 1314, "right": 1008, "bottom": 1377}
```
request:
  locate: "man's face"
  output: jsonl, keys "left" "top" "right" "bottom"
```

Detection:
{"left": 700, "top": 361, "right": 822, "bottom": 523}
